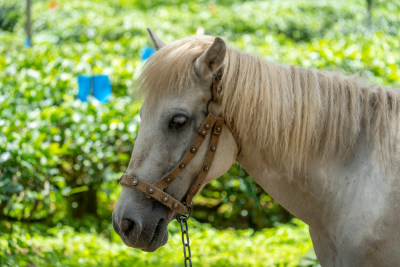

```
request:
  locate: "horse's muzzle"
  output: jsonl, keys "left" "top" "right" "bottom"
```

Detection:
{"left": 112, "top": 208, "right": 168, "bottom": 252}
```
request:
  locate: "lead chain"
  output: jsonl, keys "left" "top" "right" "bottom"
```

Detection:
{"left": 178, "top": 215, "right": 192, "bottom": 267}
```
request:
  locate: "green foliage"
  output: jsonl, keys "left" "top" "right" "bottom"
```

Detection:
{"left": 0, "top": 14, "right": 141, "bottom": 220}
{"left": 0, "top": 219, "right": 314, "bottom": 267}
{"left": 0, "top": 0, "right": 21, "bottom": 32}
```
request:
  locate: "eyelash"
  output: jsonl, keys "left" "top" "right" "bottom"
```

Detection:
{"left": 168, "top": 115, "right": 188, "bottom": 130}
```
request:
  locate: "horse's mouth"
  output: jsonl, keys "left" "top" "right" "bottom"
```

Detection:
{"left": 141, "top": 219, "right": 168, "bottom": 252}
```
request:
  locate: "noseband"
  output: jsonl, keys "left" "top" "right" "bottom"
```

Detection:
{"left": 119, "top": 69, "right": 225, "bottom": 216}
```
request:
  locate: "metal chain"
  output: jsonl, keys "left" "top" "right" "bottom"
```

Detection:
{"left": 178, "top": 214, "right": 192, "bottom": 267}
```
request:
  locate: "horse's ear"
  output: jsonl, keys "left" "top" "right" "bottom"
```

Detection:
{"left": 195, "top": 37, "right": 226, "bottom": 78}
{"left": 147, "top": 28, "right": 166, "bottom": 50}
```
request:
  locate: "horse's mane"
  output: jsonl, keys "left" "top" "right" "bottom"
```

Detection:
{"left": 138, "top": 36, "right": 400, "bottom": 176}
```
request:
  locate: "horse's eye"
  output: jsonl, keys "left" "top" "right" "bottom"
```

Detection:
{"left": 169, "top": 114, "right": 187, "bottom": 130}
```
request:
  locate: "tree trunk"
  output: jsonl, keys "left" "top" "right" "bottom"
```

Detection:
{"left": 26, "top": 0, "right": 32, "bottom": 46}
{"left": 69, "top": 185, "right": 98, "bottom": 218}
{"left": 366, "top": 0, "right": 373, "bottom": 27}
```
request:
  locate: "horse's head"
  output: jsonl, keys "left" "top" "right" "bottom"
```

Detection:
{"left": 112, "top": 29, "right": 238, "bottom": 252}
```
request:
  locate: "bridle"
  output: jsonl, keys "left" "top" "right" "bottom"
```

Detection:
{"left": 119, "top": 68, "right": 225, "bottom": 215}
{"left": 119, "top": 69, "right": 226, "bottom": 266}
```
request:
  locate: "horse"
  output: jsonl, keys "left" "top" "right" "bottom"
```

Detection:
{"left": 112, "top": 28, "right": 400, "bottom": 266}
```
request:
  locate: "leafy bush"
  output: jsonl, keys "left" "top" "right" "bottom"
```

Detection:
{"left": 1, "top": 0, "right": 399, "bottom": 240}
{"left": 0, "top": 97, "right": 140, "bottom": 220}
{"left": 0, "top": 219, "right": 314, "bottom": 267}
{"left": 0, "top": 38, "right": 141, "bottom": 221}
{"left": 0, "top": 0, "right": 21, "bottom": 32}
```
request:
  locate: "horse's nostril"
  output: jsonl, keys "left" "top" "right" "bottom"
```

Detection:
{"left": 121, "top": 218, "right": 135, "bottom": 237}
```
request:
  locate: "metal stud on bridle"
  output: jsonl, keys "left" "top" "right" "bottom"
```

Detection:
{"left": 119, "top": 68, "right": 225, "bottom": 267}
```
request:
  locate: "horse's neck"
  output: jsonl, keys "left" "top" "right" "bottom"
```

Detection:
{"left": 235, "top": 126, "right": 382, "bottom": 231}
{"left": 236, "top": 141, "right": 326, "bottom": 230}
{"left": 225, "top": 54, "right": 400, "bottom": 230}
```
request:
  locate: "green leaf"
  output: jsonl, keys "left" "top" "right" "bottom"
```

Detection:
{"left": 67, "top": 186, "right": 89, "bottom": 196}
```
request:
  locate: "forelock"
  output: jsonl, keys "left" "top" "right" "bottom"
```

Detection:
{"left": 137, "top": 35, "right": 215, "bottom": 100}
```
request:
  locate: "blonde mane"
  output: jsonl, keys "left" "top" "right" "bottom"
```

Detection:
{"left": 138, "top": 36, "right": 400, "bottom": 176}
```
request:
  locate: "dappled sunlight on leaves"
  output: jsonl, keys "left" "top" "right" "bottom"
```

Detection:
{"left": 1, "top": 0, "right": 399, "bottom": 265}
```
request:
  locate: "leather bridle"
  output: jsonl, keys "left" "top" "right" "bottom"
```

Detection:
{"left": 119, "top": 69, "right": 226, "bottom": 216}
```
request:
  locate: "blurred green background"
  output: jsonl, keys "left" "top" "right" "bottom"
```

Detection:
{"left": 0, "top": 0, "right": 399, "bottom": 266}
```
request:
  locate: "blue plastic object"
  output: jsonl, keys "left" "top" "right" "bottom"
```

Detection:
{"left": 77, "top": 75, "right": 92, "bottom": 102}
{"left": 25, "top": 37, "right": 31, "bottom": 48}
{"left": 140, "top": 46, "right": 156, "bottom": 60}
{"left": 77, "top": 75, "right": 112, "bottom": 103}
{"left": 92, "top": 75, "right": 112, "bottom": 103}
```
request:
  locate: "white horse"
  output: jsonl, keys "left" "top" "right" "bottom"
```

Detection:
{"left": 113, "top": 29, "right": 400, "bottom": 266}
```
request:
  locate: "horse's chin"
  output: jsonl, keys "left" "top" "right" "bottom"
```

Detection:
{"left": 141, "top": 231, "right": 169, "bottom": 252}
{"left": 122, "top": 225, "right": 169, "bottom": 252}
